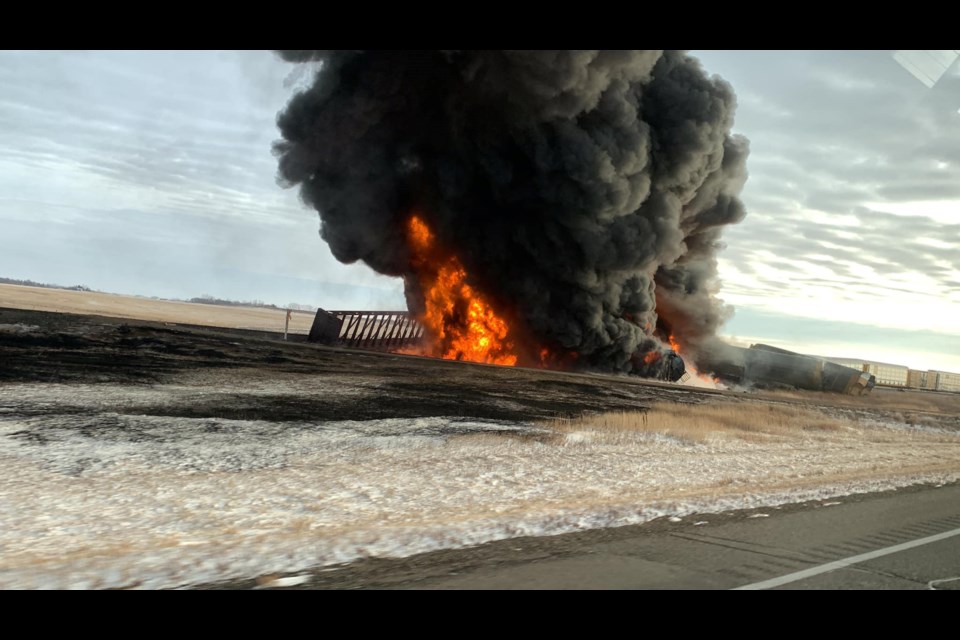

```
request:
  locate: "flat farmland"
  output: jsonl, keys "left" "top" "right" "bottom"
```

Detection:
{"left": 0, "top": 283, "right": 316, "bottom": 335}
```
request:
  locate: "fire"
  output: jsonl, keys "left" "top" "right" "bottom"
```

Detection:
{"left": 668, "top": 333, "right": 681, "bottom": 354}
{"left": 643, "top": 350, "right": 661, "bottom": 365}
{"left": 668, "top": 333, "right": 722, "bottom": 387}
{"left": 408, "top": 215, "right": 433, "bottom": 249}
{"left": 405, "top": 215, "right": 518, "bottom": 366}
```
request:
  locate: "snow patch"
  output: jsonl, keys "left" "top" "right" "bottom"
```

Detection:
{"left": 0, "top": 323, "right": 40, "bottom": 333}
{"left": 2, "top": 379, "right": 959, "bottom": 590}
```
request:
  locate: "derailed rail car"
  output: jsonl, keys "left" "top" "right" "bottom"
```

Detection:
{"left": 821, "top": 360, "right": 875, "bottom": 395}
{"left": 308, "top": 309, "right": 425, "bottom": 350}
{"left": 631, "top": 350, "right": 686, "bottom": 382}
{"left": 699, "top": 342, "right": 874, "bottom": 395}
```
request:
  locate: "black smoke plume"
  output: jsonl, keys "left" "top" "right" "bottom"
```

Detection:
{"left": 273, "top": 50, "right": 748, "bottom": 374}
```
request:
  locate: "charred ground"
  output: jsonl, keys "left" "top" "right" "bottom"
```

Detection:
{"left": 0, "top": 307, "right": 718, "bottom": 424}
{"left": 3, "top": 307, "right": 955, "bottom": 426}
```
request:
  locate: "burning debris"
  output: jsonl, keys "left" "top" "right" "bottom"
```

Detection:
{"left": 404, "top": 214, "right": 518, "bottom": 366}
{"left": 275, "top": 51, "right": 748, "bottom": 380}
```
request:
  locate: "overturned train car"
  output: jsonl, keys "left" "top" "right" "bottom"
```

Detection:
{"left": 630, "top": 350, "right": 686, "bottom": 382}
{"left": 699, "top": 343, "right": 875, "bottom": 395}
{"left": 308, "top": 308, "right": 688, "bottom": 382}
{"left": 308, "top": 309, "right": 424, "bottom": 350}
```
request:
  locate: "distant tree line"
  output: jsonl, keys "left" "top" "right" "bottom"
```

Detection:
{"left": 0, "top": 277, "right": 92, "bottom": 292}
{"left": 187, "top": 295, "right": 317, "bottom": 312}
{"left": 188, "top": 294, "right": 279, "bottom": 309}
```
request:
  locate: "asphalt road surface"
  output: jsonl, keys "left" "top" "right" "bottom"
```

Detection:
{"left": 230, "top": 482, "right": 960, "bottom": 590}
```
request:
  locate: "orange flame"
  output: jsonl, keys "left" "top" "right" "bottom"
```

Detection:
{"left": 405, "top": 215, "right": 518, "bottom": 366}
{"left": 668, "top": 332, "right": 721, "bottom": 386}
{"left": 643, "top": 350, "right": 661, "bottom": 365}
{"left": 668, "top": 333, "right": 682, "bottom": 354}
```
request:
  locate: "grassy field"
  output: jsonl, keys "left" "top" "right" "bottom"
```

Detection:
{"left": 0, "top": 283, "right": 316, "bottom": 334}
{"left": 754, "top": 386, "right": 960, "bottom": 415}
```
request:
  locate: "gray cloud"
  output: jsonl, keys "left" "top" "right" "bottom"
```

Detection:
{"left": 695, "top": 49, "right": 959, "bottom": 320}
{"left": 699, "top": 51, "right": 960, "bottom": 219}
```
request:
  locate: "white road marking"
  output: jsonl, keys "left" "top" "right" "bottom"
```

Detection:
{"left": 928, "top": 576, "right": 960, "bottom": 590}
{"left": 254, "top": 575, "right": 312, "bottom": 589}
{"left": 734, "top": 527, "right": 960, "bottom": 590}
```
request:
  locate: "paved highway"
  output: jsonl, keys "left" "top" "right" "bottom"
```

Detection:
{"left": 421, "top": 483, "right": 960, "bottom": 589}
{"left": 249, "top": 482, "right": 960, "bottom": 590}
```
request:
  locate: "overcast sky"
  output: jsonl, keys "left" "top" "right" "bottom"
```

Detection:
{"left": 1, "top": 50, "right": 957, "bottom": 371}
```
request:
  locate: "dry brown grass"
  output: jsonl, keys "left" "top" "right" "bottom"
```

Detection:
{"left": 544, "top": 401, "right": 852, "bottom": 444}
{"left": 0, "top": 283, "right": 316, "bottom": 334}
{"left": 753, "top": 386, "right": 960, "bottom": 415}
